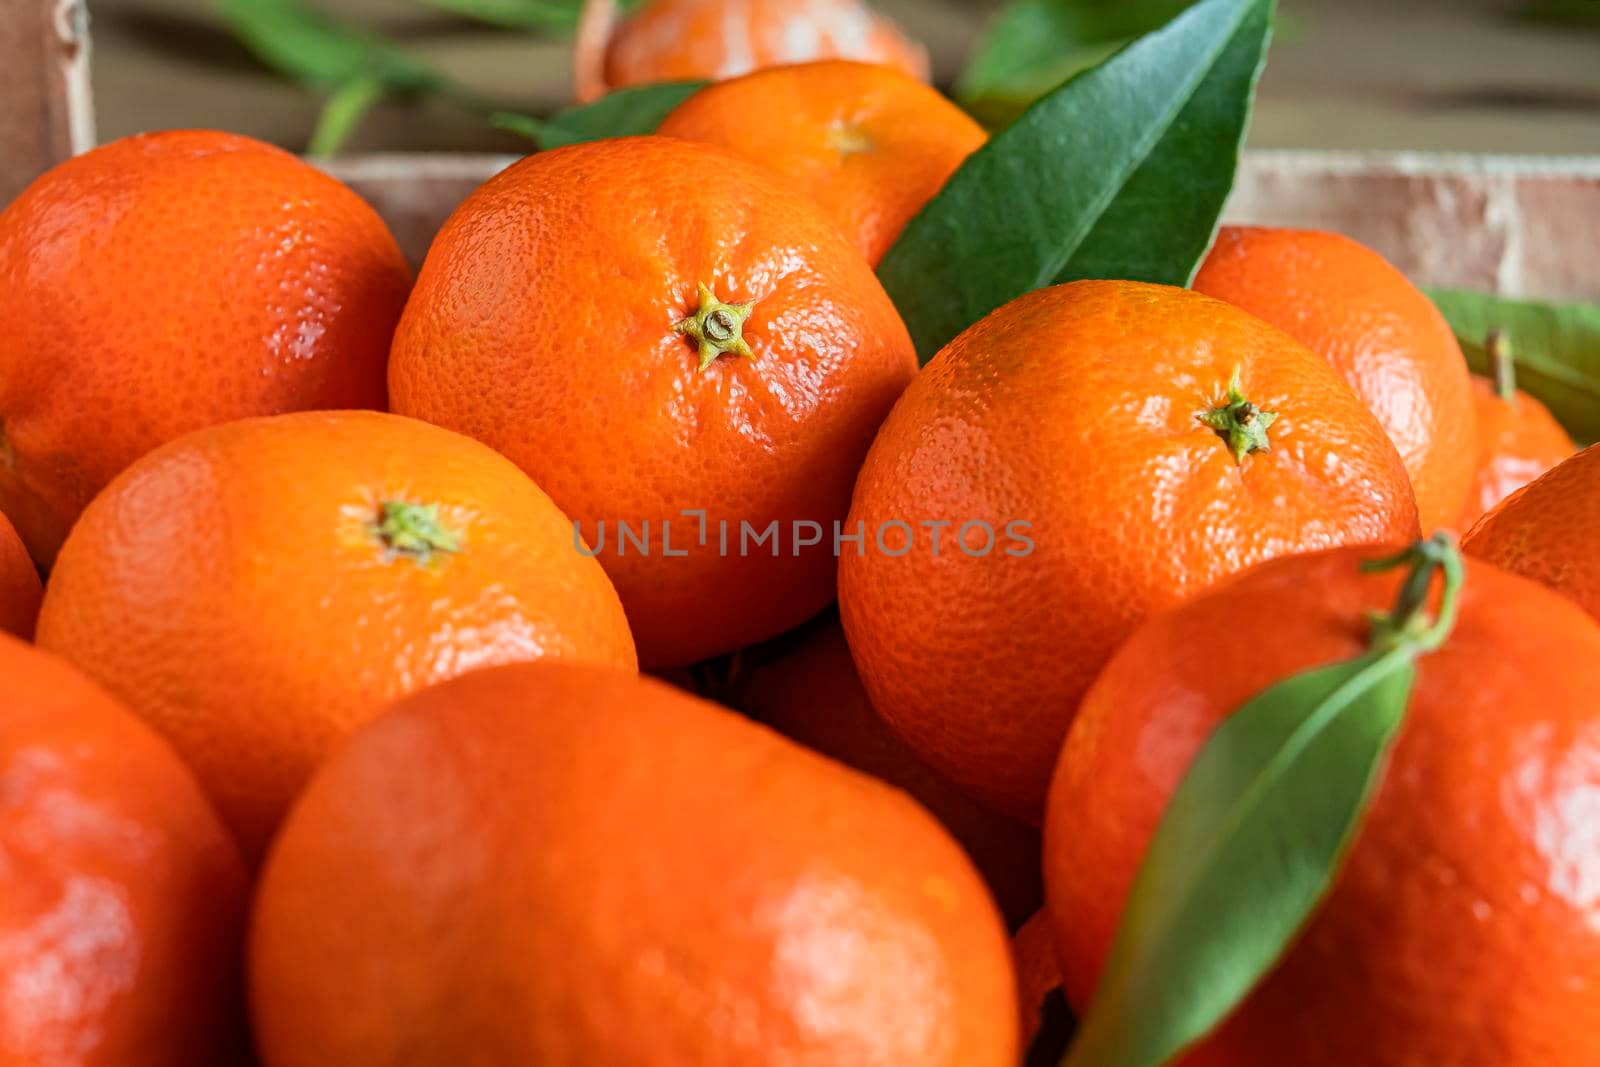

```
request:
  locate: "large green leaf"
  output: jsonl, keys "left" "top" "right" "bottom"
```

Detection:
{"left": 878, "top": 0, "right": 1272, "bottom": 363}
{"left": 1064, "top": 650, "right": 1415, "bottom": 1067}
{"left": 1427, "top": 288, "right": 1600, "bottom": 444}
{"left": 957, "top": 0, "right": 1195, "bottom": 123}
{"left": 215, "top": 0, "right": 440, "bottom": 92}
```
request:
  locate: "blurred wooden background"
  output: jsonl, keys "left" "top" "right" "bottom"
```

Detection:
{"left": 81, "top": 0, "right": 1600, "bottom": 155}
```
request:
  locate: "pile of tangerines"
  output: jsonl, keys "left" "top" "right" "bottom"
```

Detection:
{"left": 2, "top": 31, "right": 1598, "bottom": 1067}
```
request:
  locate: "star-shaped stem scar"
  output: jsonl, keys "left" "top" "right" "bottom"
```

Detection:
{"left": 675, "top": 282, "right": 756, "bottom": 372}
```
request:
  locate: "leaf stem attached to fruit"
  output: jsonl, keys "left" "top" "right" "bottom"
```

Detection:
{"left": 1487, "top": 329, "right": 1517, "bottom": 403}
{"left": 1359, "top": 532, "right": 1464, "bottom": 654}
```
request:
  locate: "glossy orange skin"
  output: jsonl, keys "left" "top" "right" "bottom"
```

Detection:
{"left": 1194, "top": 226, "right": 1478, "bottom": 533}
{"left": 36, "top": 411, "right": 637, "bottom": 861}
{"left": 839, "top": 280, "right": 1419, "bottom": 823}
{"left": 0, "top": 130, "right": 410, "bottom": 566}
{"left": 251, "top": 663, "right": 1018, "bottom": 1067}
{"left": 1463, "top": 444, "right": 1600, "bottom": 622}
{"left": 1045, "top": 547, "right": 1600, "bottom": 1066}
{"left": 1012, "top": 909, "right": 1062, "bottom": 1051}
{"left": 0, "top": 633, "right": 249, "bottom": 1066}
{"left": 735, "top": 616, "right": 1042, "bottom": 927}
{"left": 575, "top": 0, "right": 928, "bottom": 102}
{"left": 658, "top": 61, "right": 985, "bottom": 265}
{"left": 390, "top": 137, "right": 917, "bottom": 668}
{"left": 0, "top": 510, "right": 41, "bottom": 639}
{"left": 1457, "top": 374, "right": 1574, "bottom": 529}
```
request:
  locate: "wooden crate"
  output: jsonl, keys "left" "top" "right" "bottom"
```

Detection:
{"left": 317, "top": 151, "right": 1600, "bottom": 302}
{"left": 5, "top": 0, "right": 1600, "bottom": 303}
{"left": 1, "top": 0, "right": 95, "bottom": 207}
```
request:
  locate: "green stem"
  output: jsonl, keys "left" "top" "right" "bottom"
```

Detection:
{"left": 1360, "top": 532, "right": 1465, "bottom": 654}
{"left": 373, "top": 500, "right": 461, "bottom": 565}
{"left": 307, "top": 74, "right": 385, "bottom": 158}
{"left": 1487, "top": 329, "right": 1516, "bottom": 402}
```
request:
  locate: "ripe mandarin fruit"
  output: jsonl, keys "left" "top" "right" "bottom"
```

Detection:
{"left": 36, "top": 411, "right": 636, "bottom": 861}
{"left": 1013, "top": 908, "right": 1064, "bottom": 1052}
{"left": 1193, "top": 225, "right": 1477, "bottom": 532}
{"left": 389, "top": 137, "right": 916, "bottom": 668}
{"left": 575, "top": 0, "right": 928, "bottom": 102}
{"left": 1044, "top": 545, "right": 1600, "bottom": 1065}
{"left": 734, "top": 615, "right": 1042, "bottom": 926}
{"left": 0, "top": 509, "right": 41, "bottom": 638}
{"left": 250, "top": 663, "right": 1018, "bottom": 1067}
{"left": 1457, "top": 334, "right": 1574, "bottom": 529}
{"left": 1463, "top": 444, "right": 1600, "bottom": 621}
{"left": 0, "top": 130, "right": 410, "bottom": 565}
{"left": 839, "top": 280, "right": 1419, "bottom": 823}
{"left": 0, "top": 632, "right": 249, "bottom": 1066}
{"left": 658, "top": 61, "right": 985, "bottom": 265}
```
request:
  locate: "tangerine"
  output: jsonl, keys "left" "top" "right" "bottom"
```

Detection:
{"left": 0, "top": 509, "right": 40, "bottom": 638}
{"left": 839, "top": 280, "right": 1419, "bottom": 823}
{"left": 0, "top": 633, "right": 248, "bottom": 1066}
{"left": 37, "top": 411, "right": 636, "bottom": 860}
{"left": 1463, "top": 443, "right": 1600, "bottom": 622}
{"left": 1013, "top": 908, "right": 1064, "bottom": 1053}
{"left": 1193, "top": 226, "right": 1477, "bottom": 532}
{"left": 1457, "top": 333, "right": 1573, "bottom": 529}
{"left": 658, "top": 61, "right": 985, "bottom": 265}
{"left": 1045, "top": 545, "right": 1600, "bottom": 1065}
{"left": 0, "top": 130, "right": 410, "bottom": 565}
{"left": 250, "top": 663, "right": 1018, "bottom": 1066}
{"left": 389, "top": 137, "right": 916, "bottom": 668}
{"left": 734, "top": 615, "right": 1042, "bottom": 926}
{"left": 575, "top": 0, "right": 928, "bottom": 102}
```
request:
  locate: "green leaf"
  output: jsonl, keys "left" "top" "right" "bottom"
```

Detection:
{"left": 532, "top": 81, "right": 709, "bottom": 149}
{"left": 879, "top": 0, "right": 1272, "bottom": 363}
{"left": 1064, "top": 650, "right": 1415, "bottom": 1067}
{"left": 407, "top": 0, "right": 644, "bottom": 31}
{"left": 306, "top": 75, "right": 386, "bottom": 158}
{"left": 488, "top": 111, "right": 552, "bottom": 141}
{"left": 957, "top": 0, "right": 1196, "bottom": 121}
{"left": 409, "top": 0, "right": 583, "bottom": 31}
{"left": 1427, "top": 288, "right": 1600, "bottom": 444}
{"left": 1511, "top": 0, "right": 1600, "bottom": 29}
{"left": 214, "top": 0, "right": 441, "bottom": 93}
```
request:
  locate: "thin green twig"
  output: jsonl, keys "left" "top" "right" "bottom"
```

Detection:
{"left": 307, "top": 74, "right": 386, "bottom": 157}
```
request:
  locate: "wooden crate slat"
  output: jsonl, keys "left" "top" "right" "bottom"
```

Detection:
{"left": 0, "top": 0, "right": 95, "bottom": 206}
{"left": 1226, "top": 151, "right": 1600, "bottom": 302}
{"left": 322, "top": 151, "right": 1600, "bottom": 301}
